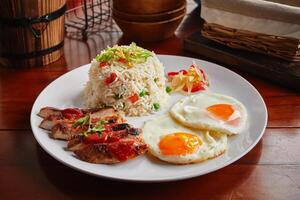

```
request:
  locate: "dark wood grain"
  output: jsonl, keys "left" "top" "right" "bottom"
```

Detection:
{"left": 1, "top": 129, "right": 299, "bottom": 166}
{"left": 0, "top": 130, "right": 299, "bottom": 200}
{"left": 0, "top": 1, "right": 300, "bottom": 199}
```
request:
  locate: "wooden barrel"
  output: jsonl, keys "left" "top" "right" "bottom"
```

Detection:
{"left": 0, "top": 0, "right": 66, "bottom": 68}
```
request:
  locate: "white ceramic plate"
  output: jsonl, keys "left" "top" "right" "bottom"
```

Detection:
{"left": 30, "top": 55, "right": 267, "bottom": 182}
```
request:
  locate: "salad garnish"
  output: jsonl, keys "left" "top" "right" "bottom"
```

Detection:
{"left": 167, "top": 63, "right": 209, "bottom": 94}
{"left": 96, "top": 42, "right": 152, "bottom": 68}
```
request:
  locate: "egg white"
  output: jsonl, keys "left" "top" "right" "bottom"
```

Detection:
{"left": 142, "top": 114, "right": 227, "bottom": 164}
{"left": 170, "top": 92, "right": 247, "bottom": 135}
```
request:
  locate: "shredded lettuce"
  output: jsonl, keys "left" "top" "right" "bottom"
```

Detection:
{"left": 96, "top": 42, "right": 152, "bottom": 66}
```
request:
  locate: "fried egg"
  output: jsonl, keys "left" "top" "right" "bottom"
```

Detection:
{"left": 142, "top": 115, "right": 227, "bottom": 164}
{"left": 170, "top": 92, "right": 247, "bottom": 135}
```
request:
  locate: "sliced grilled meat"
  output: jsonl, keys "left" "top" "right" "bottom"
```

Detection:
{"left": 67, "top": 135, "right": 88, "bottom": 151}
{"left": 38, "top": 107, "right": 124, "bottom": 140}
{"left": 74, "top": 138, "right": 148, "bottom": 164}
{"left": 112, "top": 123, "right": 130, "bottom": 131}
{"left": 51, "top": 122, "right": 86, "bottom": 140}
{"left": 38, "top": 107, "right": 115, "bottom": 121}
{"left": 90, "top": 108, "right": 117, "bottom": 119}
{"left": 38, "top": 107, "right": 62, "bottom": 118}
{"left": 39, "top": 115, "right": 62, "bottom": 130}
{"left": 74, "top": 143, "right": 118, "bottom": 164}
{"left": 67, "top": 123, "right": 147, "bottom": 164}
{"left": 127, "top": 127, "right": 142, "bottom": 135}
{"left": 37, "top": 106, "right": 148, "bottom": 164}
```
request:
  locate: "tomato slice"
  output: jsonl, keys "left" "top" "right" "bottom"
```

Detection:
{"left": 99, "top": 61, "right": 108, "bottom": 68}
{"left": 106, "top": 135, "right": 121, "bottom": 143}
{"left": 110, "top": 73, "right": 117, "bottom": 82}
{"left": 118, "top": 58, "right": 127, "bottom": 63}
{"left": 84, "top": 133, "right": 102, "bottom": 144}
{"left": 191, "top": 84, "right": 205, "bottom": 92}
{"left": 183, "top": 83, "right": 205, "bottom": 93}
{"left": 108, "top": 140, "right": 135, "bottom": 161}
{"left": 199, "top": 69, "right": 206, "bottom": 80}
{"left": 167, "top": 71, "right": 179, "bottom": 77}
{"left": 129, "top": 94, "right": 139, "bottom": 103}
{"left": 62, "top": 108, "right": 83, "bottom": 120}
{"left": 168, "top": 69, "right": 188, "bottom": 77}
{"left": 179, "top": 70, "right": 188, "bottom": 75}
{"left": 104, "top": 72, "right": 117, "bottom": 85}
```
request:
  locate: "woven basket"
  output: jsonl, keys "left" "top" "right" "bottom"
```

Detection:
{"left": 201, "top": 21, "right": 300, "bottom": 62}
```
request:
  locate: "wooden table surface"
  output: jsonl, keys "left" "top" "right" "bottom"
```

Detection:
{"left": 1, "top": 2, "right": 300, "bottom": 200}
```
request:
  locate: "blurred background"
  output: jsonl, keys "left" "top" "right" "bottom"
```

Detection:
{"left": 0, "top": 0, "right": 200, "bottom": 68}
{"left": 0, "top": 0, "right": 299, "bottom": 91}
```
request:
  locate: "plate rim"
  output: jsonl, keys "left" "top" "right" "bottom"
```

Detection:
{"left": 30, "top": 54, "right": 268, "bottom": 182}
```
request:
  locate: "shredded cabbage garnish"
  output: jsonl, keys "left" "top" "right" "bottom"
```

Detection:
{"left": 96, "top": 42, "right": 152, "bottom": 67}
{"left": 168, "top": 63, "right": 209, "bottom": 94}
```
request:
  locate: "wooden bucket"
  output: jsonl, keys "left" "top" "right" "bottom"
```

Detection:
{"left": 0, "top": 0, "right": 66, "bottom": 68}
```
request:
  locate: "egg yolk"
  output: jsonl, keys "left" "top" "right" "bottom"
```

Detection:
{"left": 159, "top": 132, "right": 202, "bottom": 156}
{"left": 206, "top": 104, "right": 234, "bottom": 121}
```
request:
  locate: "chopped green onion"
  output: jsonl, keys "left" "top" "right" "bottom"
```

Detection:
{"left": 100, "top": 120, "right": 107, "bottom": 125}
{"left": 139, "top": 90, "right": 146, "bottom": 97}
{"left": 90, "top": 126, "right": 105, "bottom": 133}
{"left": 166, "top": 86, "right": 172, "bottom": 93}
{"left": 95, "top": 42, "right": 152, "bottom": 65}
{"left": 89, "top": 120, "right": 106, "bottom": 133}
{"left": 73, "top": 115, "right": 89, "bottom": 127}
{"left": 96, "top": 120, "right": 107, "bottom": 126}
{"left": 153, "top": 103, "right": 160, "bottom": 111}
